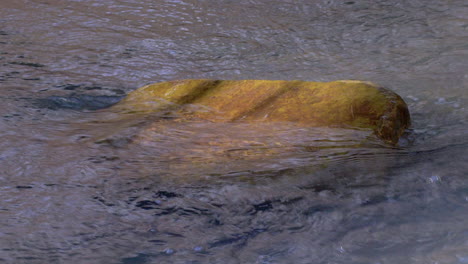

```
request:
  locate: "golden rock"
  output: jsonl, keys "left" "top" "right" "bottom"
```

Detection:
{"left": 112, "top": 79, "right": 410, "bottom": 144}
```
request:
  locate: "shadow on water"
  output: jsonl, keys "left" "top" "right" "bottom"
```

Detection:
{"left": 35, "top": 94, "right": 125, "bottom": 111}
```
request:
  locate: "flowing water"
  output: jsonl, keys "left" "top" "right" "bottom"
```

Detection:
{"left": 1, "top": 0, "right": 468, "bottom": 263}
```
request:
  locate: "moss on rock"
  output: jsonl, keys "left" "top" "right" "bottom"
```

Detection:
{"left": 113, "top": 79, "right": 410, "bottom": 144}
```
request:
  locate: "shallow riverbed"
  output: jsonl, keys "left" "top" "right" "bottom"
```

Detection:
{"left": 1, "top": 0, "right": 467, "bottom": 263}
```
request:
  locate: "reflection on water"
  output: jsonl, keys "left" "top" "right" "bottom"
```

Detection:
{"left": 1, "top": 0, "right": 467, "bottom": 263}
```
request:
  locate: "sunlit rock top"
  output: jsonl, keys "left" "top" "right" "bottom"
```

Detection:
{"left": 112, "top": 79, "right": 410, "bottom": 144}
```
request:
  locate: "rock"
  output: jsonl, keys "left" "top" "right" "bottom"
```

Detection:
{"left": 112, "top": 79, "right": 410, "bottom": 144}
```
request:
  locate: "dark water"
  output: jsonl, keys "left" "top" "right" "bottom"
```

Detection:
{"left": 1, "top": 0, "right": 467, "bottom": 263}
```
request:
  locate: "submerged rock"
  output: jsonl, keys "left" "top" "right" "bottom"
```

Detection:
{"left": 112, "top": 79, "right": 410, "bottom": 144}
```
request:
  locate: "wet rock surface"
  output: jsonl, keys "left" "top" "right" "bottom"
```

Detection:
{"left": 113, "top": 79, "right": 410, "bottom": 144}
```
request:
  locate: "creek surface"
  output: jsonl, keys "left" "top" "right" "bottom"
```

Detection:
{"left": 1, "top": 0, "right": 467, "bottom": 263}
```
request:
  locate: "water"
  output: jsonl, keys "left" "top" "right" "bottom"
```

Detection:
{"left": 1, "top": 0, "right": 467, "bottom": 263}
